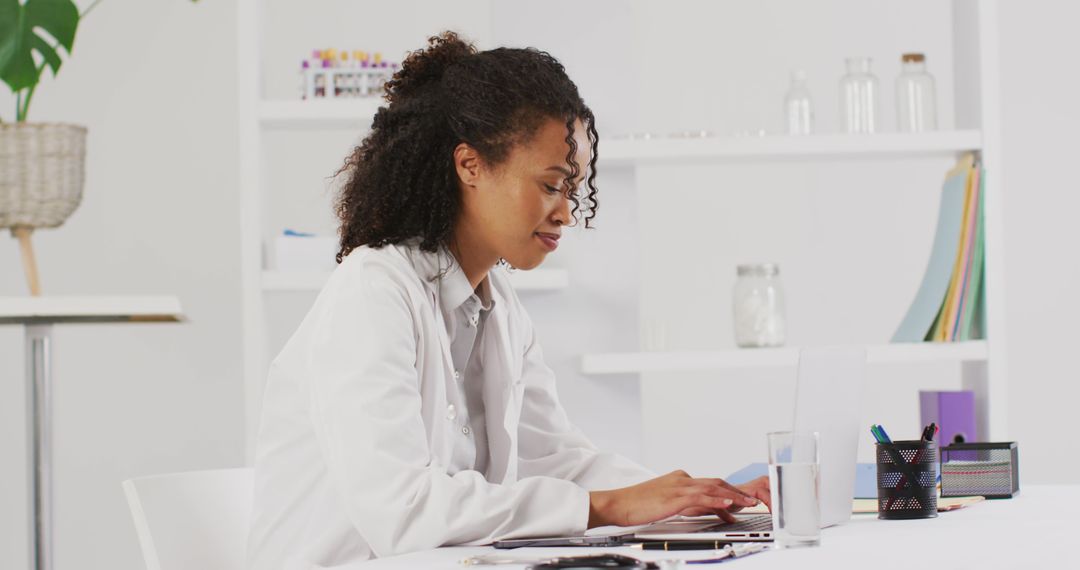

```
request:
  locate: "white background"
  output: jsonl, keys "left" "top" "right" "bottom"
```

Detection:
{"left": 0, "top": 1, "right": 1077, "bottom": 569}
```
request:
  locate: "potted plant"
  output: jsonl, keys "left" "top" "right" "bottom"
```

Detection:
{"left": 0, "top": 0, "right": 196, "bottom": 295}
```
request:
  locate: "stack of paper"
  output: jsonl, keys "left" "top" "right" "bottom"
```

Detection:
{"left": 893, "top": 154, "right": 986, "bottom": 342}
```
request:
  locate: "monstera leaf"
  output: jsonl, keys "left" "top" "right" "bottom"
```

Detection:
{"left": 0, "top": 0, "right": 79, "bottom": 94}
{"left": 0, "top": 0, "right": 199, "bottom": 121}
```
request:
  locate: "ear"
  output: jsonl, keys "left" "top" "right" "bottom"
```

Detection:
{"left": 453, "top": 142, "right": 482, "bottom": 187}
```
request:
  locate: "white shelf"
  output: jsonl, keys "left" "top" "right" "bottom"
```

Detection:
{"left": 0, "top": 295, "right": 185, "bottom": 324}
{"left": 261, "top": 268, "right": 570, "bottom": 292}
{"left": 581, "top": 341, "right": 988, "bottom": 375}
{"left": 599, "top": 131, "right": 983, "bottom": 164}
{"left": 258, "top": 98, "right": 383, "bottom": 129}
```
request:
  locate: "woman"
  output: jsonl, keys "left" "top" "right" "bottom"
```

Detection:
{"left": 246, "top": 32, "right": 770, "bottom": 568}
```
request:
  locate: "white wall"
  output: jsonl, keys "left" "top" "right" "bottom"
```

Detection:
{"left": 1, "top": 1, "right": 1078, "bottom": 569}
{"left": 998, "top": 0, "right": 1080, "bottom": 484}
{"left": 0, "top": 1, "right": 243, "bottom": 569}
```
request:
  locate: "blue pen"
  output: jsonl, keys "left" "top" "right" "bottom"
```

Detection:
{"left": 875, "top": 424, "right": 894, "bottom": 443}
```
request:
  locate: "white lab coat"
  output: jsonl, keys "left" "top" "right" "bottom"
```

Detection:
{"left": 246, "top": 240, "right": 654, "bottom": 569}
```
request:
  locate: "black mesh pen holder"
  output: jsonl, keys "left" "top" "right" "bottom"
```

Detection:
{"left": 876, "top": 440, "right": 938, "bottom": 520}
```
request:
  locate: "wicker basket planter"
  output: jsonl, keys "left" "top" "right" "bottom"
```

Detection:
{"left": 0, "top": 122, "right": 87, "bottom": 295}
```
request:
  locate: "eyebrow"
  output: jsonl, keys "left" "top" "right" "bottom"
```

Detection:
{"left": 545, "top": 165, "right": 585, "bottom": 183}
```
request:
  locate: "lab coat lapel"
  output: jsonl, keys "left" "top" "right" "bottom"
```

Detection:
{"left": 481, "top": 281, "right": 520, "bottom": 484}
{"left": 419, "top": 280, "right": 462, "bottom": 418}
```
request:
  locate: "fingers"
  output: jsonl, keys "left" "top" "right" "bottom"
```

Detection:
{"left": 741, "top": 476, "right": 773, "bottom": 510}
{"left": 706, "top": 478, "right": 762, "bottom": 506}
{"left": 715, "top": 508, "right": 739, "bottom": 524}
{"left": 675, "top": 486, "right": 735, "bottom": 514}
{"left": 748, "top": 486, "right": 772, "bottom": 510}
{"left": 700, "top": 480, "right": 760, "bottom": 507}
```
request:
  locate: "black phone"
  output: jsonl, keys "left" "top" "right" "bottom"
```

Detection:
{"left": 493, "top": 534, "right": 633, "bottom": 549}
{"left": 528, "top": 553, "right": 657, "bottom": 570}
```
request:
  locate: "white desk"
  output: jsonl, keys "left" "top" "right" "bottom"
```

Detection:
{"left": 0, "top": 296, "right": 184, "bottom": 570}
{"left": 356, "top": 485, "right": 1078, "bottom": 569}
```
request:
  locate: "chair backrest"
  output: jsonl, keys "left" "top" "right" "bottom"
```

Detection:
{"left": 122, "top": 467, "right": 253, "bottom": 570}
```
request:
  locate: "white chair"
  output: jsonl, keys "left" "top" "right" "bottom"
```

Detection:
{"left": 122, "top": 467, "right": 253, "bottom": 570}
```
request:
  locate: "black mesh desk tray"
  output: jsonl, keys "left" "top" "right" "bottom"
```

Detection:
{"left": 940, "top": 442, "right": 1019, "bottom": 498}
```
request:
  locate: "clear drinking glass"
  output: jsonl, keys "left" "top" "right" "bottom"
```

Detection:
{"left": 767, "top": 431, "right": 821, "bottom": 549}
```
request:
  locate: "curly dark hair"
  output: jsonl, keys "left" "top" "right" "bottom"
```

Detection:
{"left": 333, "top": 31, "right": 600, "bottom": 263}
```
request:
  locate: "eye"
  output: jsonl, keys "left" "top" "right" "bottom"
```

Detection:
{"left": 543, "top": 183, "right": 561, "bottom": 195}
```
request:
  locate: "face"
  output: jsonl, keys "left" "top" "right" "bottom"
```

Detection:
{"left": 454, "top": 117, "right": 591, "bottom": 270}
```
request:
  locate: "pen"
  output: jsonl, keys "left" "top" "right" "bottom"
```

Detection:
{"left": 870, "top": 425, "right": 885, "bottom": 443}
{"left": 631, "top": 540, "right": 734, "bottom": 551}
{"left": 875, "top": 424, "right": 894, "bottom": 443}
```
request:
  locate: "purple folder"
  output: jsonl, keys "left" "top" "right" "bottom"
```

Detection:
{"left": 920, "top": 390, "right": 978, "bottom": 445}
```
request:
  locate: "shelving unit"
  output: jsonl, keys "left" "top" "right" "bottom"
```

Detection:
{"left": 259, "top": 98, "right": 383, "bottom": 130}
{"left": 237, "top": 0, "right": 1008, "bottom": 457}
{"left": 582, "top": 341, "right": 988, "bottom": 375}
{"left": 600, "top": 130, "right": 982, "bottom": 164}
{"left": 261, "top": 268, "right": 570, "bottom": 293}
{"left": 586, "top": 0, "right": 1008, "bottom": 443}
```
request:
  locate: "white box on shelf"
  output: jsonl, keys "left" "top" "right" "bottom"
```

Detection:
{"left": 273, "top": 233, "right": 338, "bottom": 272}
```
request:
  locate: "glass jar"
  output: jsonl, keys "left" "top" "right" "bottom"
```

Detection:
{"left": 840, "top": 57, "right": 880, "bottom": 134}
{"left": 733, "top": 263, "right": 786, "bottom": 348}
{"left": 784, "top": 70, "right": 814, "bottom": 135}
{"left": 896, "top": 53, "right": 937, "bottom": 132}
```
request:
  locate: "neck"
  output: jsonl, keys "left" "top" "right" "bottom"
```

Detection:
{"left": 447, "top": 231, "right": 499, "bottom": 291}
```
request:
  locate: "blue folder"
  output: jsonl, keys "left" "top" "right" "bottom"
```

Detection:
{"left": 726, "top": 462, "right": 878, "bottom": 499}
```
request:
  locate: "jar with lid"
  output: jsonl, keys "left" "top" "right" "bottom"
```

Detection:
{"left": 896, "top": 52, "right": 937, "bottom": 132}
{"left": 733, "top": 263, "right": 787, "bottom": 348}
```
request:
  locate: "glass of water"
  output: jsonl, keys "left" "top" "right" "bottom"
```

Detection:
{"left": 767, "top": 431, "right": 821, "bottom": 548}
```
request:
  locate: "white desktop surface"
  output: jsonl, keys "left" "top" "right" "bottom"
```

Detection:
{"left": 0, "top": 295, "right": 184, "bottom": 323}
{"left": 355, "top": 485, "right": 1078, "bottom": 569}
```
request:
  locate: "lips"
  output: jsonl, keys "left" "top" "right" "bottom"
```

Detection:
{"left": 535, "top": 232, "right": 560, "bottom": 251}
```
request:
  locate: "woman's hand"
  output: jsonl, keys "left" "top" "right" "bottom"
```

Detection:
{"left": 727, "top": 476, "right": 772, "bottom": 512}
{"left": 587, "top": 470, "right": 767, "bottom": 528}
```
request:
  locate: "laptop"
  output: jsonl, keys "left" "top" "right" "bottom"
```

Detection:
{"left": 494, "top": 346, "right": 867, "bottom": 548}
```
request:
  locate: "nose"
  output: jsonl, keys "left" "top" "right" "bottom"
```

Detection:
{"left": 551, "top": 193, "right": 573, "bottom": 227}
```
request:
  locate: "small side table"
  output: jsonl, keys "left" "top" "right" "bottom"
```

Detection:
{"left": 0, "top": 296, "right": 184, "bottom": 570}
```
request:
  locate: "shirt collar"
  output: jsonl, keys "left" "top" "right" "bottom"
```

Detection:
{"left": 404, "top": 239, "right": 496, "bottom": 314}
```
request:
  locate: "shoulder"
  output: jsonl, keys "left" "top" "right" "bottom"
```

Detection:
{"left": 310, "top": 243, "right": 435, "bottom": 325}
{"left": 331, "top": 243, "right": 424, "bottom": 295}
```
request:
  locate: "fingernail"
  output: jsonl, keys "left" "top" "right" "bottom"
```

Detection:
{"left": 722, "top": 499, "right": 733, "bottom": 506}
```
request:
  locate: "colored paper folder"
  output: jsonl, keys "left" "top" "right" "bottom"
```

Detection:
{"left": 894, "top": 155, "right": 985, "bottom": 343}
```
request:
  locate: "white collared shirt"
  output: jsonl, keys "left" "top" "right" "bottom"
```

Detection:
{"left": 246, "top": 240, "right": 655, "bottom": 569}
{"left": 433, "top": 253, "right": 495, "bottom": 475}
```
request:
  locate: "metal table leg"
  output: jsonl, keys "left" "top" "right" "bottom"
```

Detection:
{"left": 26, "top": 324, "right": 52, "bottom": 570}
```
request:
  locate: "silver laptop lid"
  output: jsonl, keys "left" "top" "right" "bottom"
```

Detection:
{"left": 792, "top": 346, "right": 867, "bottom": 528}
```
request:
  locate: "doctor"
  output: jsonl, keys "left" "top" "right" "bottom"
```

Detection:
{"left": 246, "top": 32, "right": 770, "bottom": 569}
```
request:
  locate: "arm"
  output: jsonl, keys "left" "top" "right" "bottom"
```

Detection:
{"left": 306, "top": 273, "right": 589, "bottom": 557}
